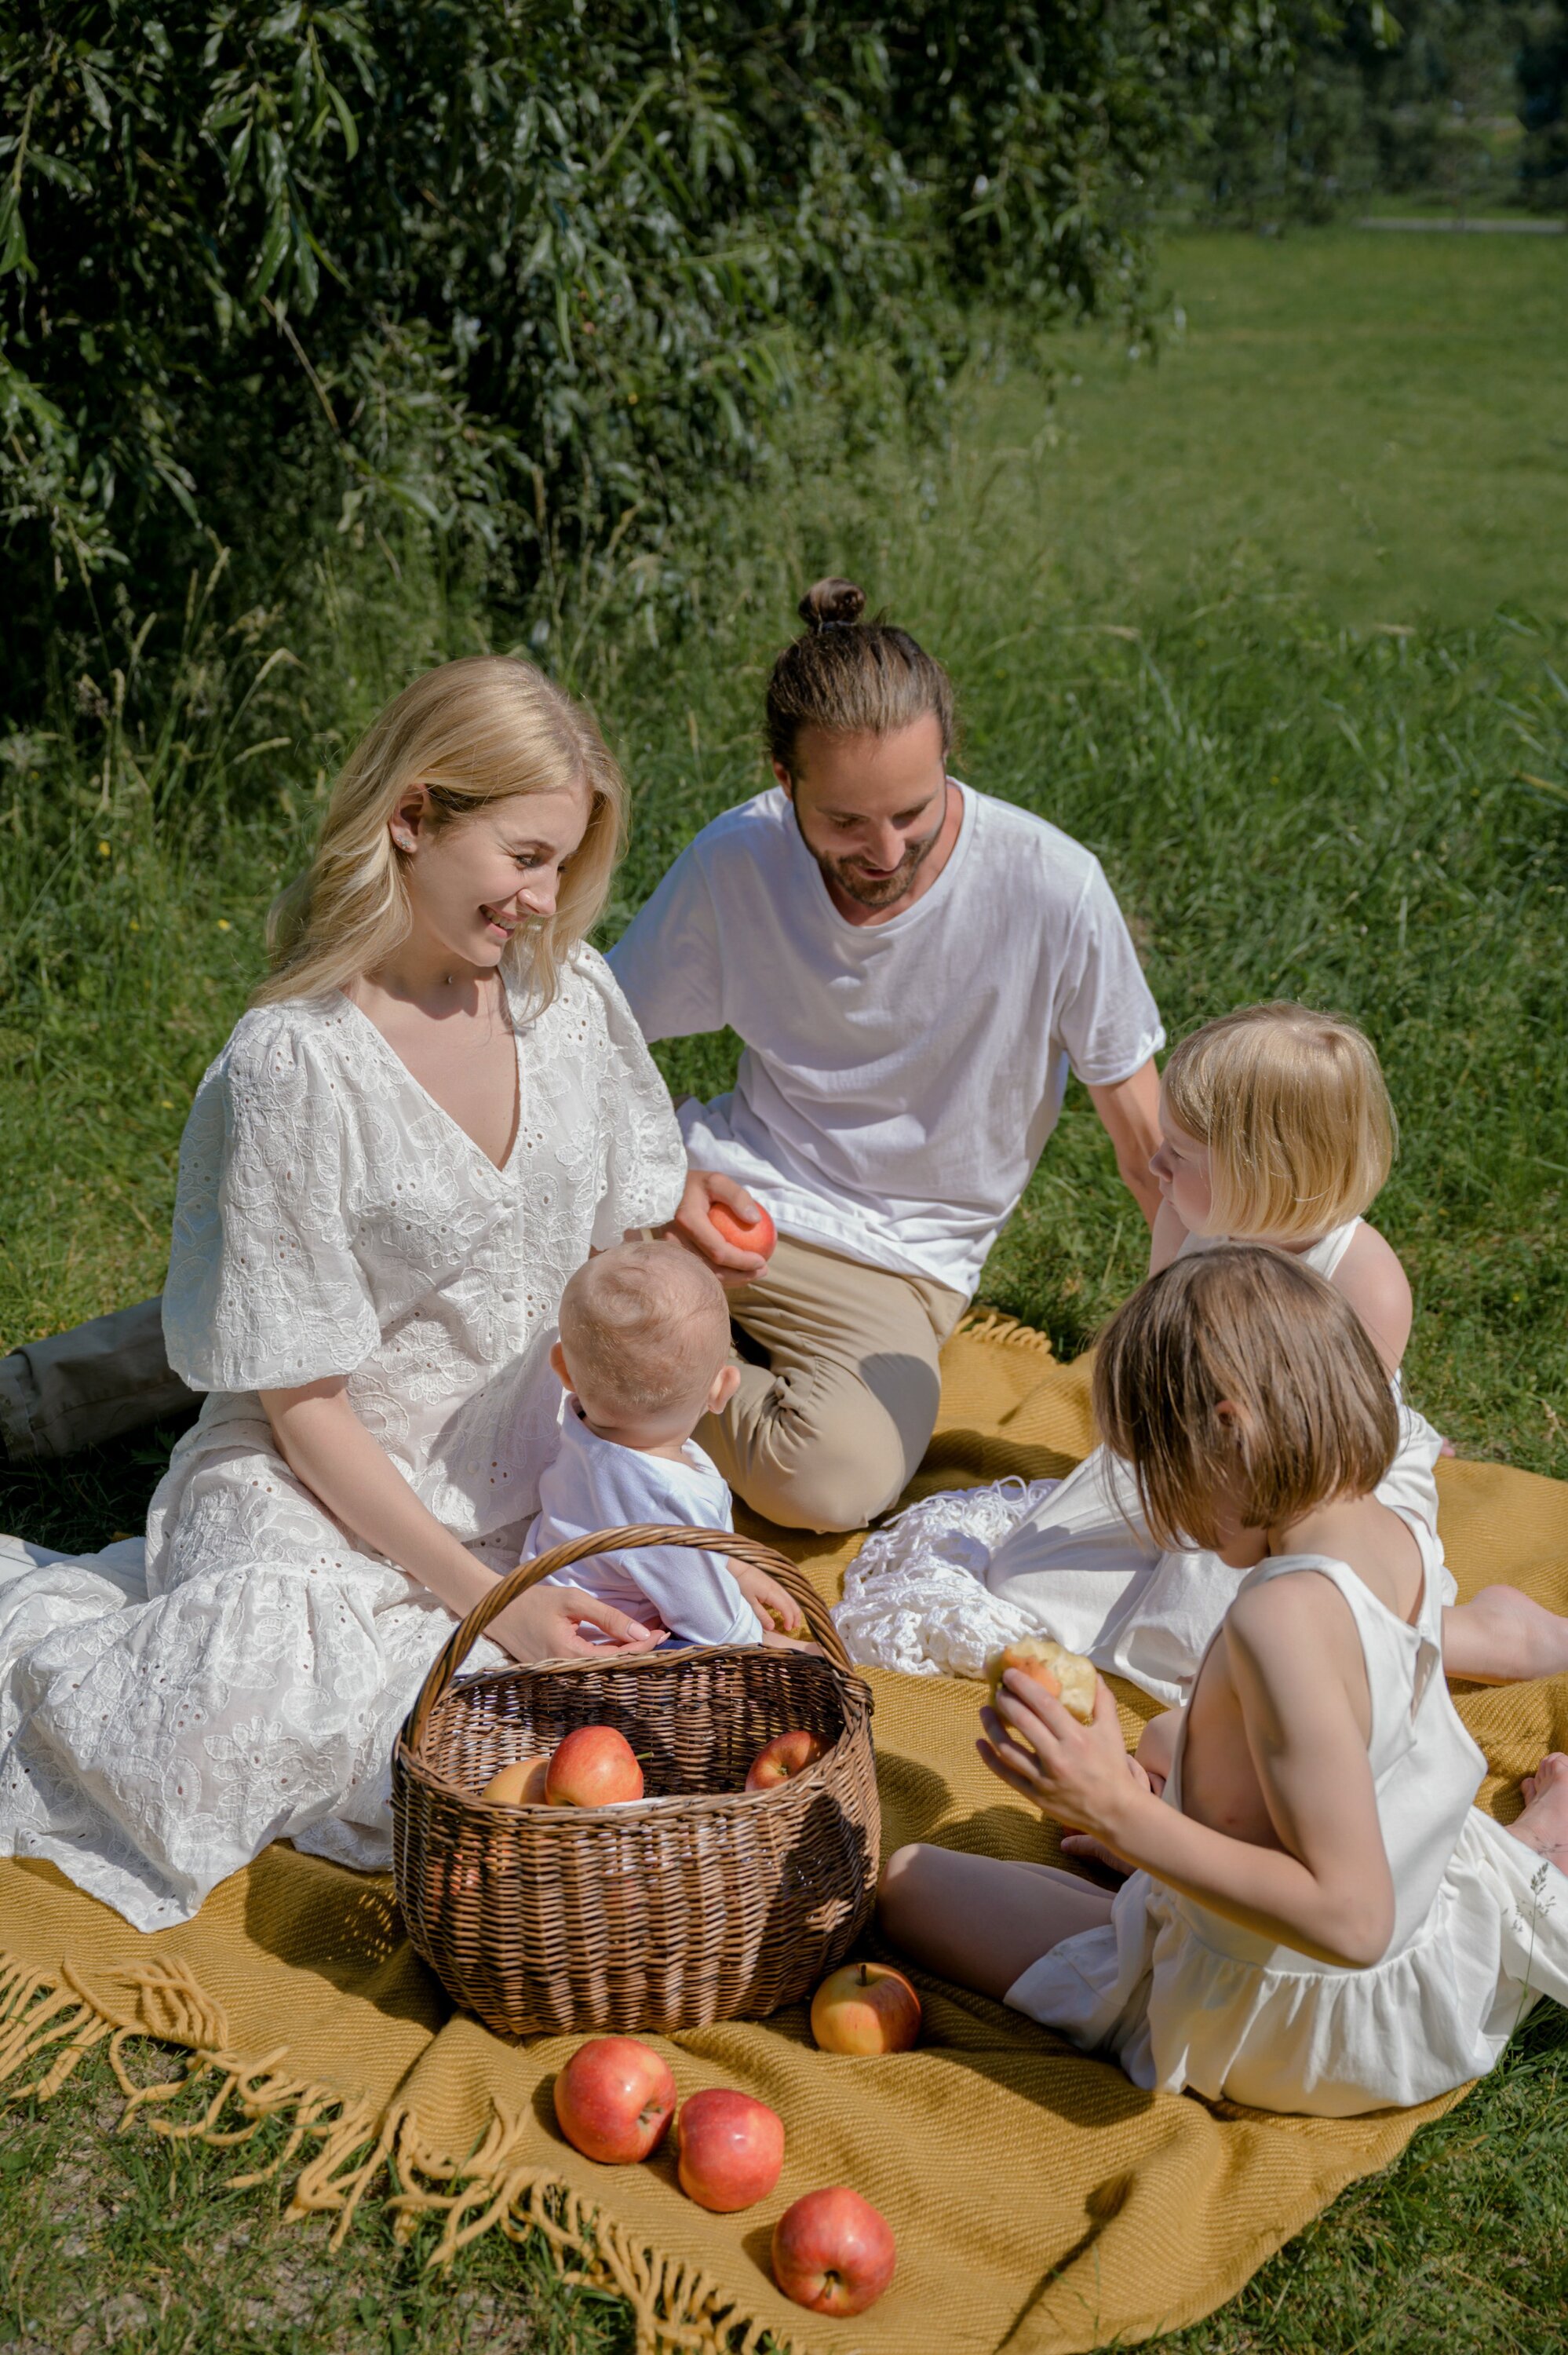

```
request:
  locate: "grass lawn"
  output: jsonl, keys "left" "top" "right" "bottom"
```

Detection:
{"left": 2, "top": 226, "right": 1568, "bottom": 2350}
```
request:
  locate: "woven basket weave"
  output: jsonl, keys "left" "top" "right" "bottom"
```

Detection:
{"left": 392, "top": 1527, "right": 879, "bottom": 2039}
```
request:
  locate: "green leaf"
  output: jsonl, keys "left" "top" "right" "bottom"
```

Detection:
{"left": 250, "top": 207, "right": 291, "bottom": 300}
{"left": 0, "top": 186, "right": 31, "bottom": 279}
{"left": 78, "top": 61, "right": 112, "bottom": 133}
{"left": 325, "top": 81, "right": 359, "bottom": 160}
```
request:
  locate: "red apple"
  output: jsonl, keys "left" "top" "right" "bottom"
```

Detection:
{"left": 480, "top": 1755, "right": 550, "bottom": 1806}
{"left": 709, "top": 1197, "right": 777, "bottom": 1261}
{"left": 553, "top": 2036, "right": 676, "bottom": 2164}
{"left": 674, "top": 2088, "right": 784, "bottom": 2212}
{"left": 545, "top": 1725, "right": 644, "bottom": 1808}
{"left": 745, "top": 1728, "right": 825, "bottom": 1794}
{"left": 771, "top": 2186, "right": 896, "bottom": 2317}
{"left": 809, "top": 1962, "right": 921, "bottom": 2056}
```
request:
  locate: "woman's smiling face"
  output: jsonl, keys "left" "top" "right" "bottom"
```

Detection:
{"left": 392, "top": 783, "right": 590, "bottom": 972}
{"left": 1149, "top": 1090, "right": 1216, "bottom": 1234}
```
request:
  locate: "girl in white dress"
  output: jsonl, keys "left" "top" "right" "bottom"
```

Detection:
{"left": 0, "top": 658, "right": 754, "bottom": 1930}
{"left": 879, "top": 1247, "right": 1568, "bottom": 2118}
{"left": 837, "top": 1003, "right": 1558, "bottom": 1703}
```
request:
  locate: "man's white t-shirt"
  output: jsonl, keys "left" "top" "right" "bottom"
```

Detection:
{"left": 608, "top": 782, "right": 1164, "bottom": 1298}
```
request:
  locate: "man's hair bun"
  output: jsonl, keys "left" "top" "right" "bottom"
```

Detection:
{"left": 798, "top": 577, "right": 866, "bottom": 631}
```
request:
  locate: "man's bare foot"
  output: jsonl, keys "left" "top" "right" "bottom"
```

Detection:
{"left": 1510, "top": 1752, "right": 1568, "bottom": 1864}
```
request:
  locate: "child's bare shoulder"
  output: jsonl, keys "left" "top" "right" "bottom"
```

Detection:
{"left": 1225, "top": 1567, "right": 1364, "bottom": 1680}
{"left": 1333, "top": 1221, "right": 1412, "bottom": 1372}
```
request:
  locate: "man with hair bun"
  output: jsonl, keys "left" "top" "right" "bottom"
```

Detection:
{"left": 610, "top": 580, "right": 1165, "bottom": 1535}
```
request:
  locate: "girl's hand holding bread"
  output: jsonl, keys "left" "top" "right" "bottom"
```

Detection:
{"left": 979, "top": 1670, "right": 1143, "bottom": 1855}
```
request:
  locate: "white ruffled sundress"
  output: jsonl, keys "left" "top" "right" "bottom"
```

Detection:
{"left": 833, "top": 1218, "right": 1452, "bottom": 1705}
{"left": 0, "top": 947, "right": 687, "bottom": 1930}
{"left": 1004, "top": 1516, "right": 1568, "bottom": 2116}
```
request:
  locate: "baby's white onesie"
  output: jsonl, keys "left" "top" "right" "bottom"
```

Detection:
{"left": 529, "top": 1399, "right": 763, "bottom": 1646}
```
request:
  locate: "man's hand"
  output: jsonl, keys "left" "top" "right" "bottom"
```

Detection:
{"left": 731, "top": 1560, "right": 807, "bottom": 1634}
{"left": 662, "top": 1169, "right": 771, "bottom": 1284}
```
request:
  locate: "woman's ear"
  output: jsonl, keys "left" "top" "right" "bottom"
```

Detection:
{"left": 390, "top": 781, "right": 431, "bottom": 855}
{"left": 709, "top": 1360, "right": 742, "bottom": 1415}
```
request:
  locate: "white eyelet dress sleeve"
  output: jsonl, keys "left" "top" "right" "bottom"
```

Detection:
{"left": 0, "top": 947, "right": 687, "bottom": 1930}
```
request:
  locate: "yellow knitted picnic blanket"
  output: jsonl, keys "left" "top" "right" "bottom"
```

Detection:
{"left": 2, "top": 1316, "right": 1566, "bottom": 2355}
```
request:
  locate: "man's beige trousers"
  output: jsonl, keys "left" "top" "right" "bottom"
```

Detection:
{"left": 697, "top": 1232, "right": 967, "bottom": 1535}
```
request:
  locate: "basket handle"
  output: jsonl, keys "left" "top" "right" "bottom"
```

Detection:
{"left": 405, "top": 1525, "right": 855, "bottom": 1762}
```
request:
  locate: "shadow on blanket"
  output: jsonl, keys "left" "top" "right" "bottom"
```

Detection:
{"left": 2, "top": 1315, "right": 1566, "bottom": 2355}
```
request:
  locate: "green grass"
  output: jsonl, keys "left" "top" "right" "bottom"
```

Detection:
{"left": 2, "top": 226, "right": 1568, "bottom": 2348}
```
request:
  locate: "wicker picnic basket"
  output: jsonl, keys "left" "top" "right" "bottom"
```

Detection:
{"left": 391, "top": 1526, "right": 880, "bottom": 2039}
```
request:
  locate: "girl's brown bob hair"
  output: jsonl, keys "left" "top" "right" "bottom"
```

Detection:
{"left": 1092, "top": 1244, "right": 1398, "bottom": 1552}
{"left": 256, "top": 657, "right": 625, "bottom": 1009}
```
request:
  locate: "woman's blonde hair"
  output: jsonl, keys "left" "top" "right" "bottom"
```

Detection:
{"left": 254, "top": 656, "right": 626, "bottom": 1007}
{"left": 1092, "top": 1245, "right": 1398, "bottom": 1552}
{"left": 1163, "top": 1001, "right": 1395, "bottom": 1241}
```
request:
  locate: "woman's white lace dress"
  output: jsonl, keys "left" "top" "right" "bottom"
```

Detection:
{"left": 0, "top": 948, "right": 686, "bottom": 1930}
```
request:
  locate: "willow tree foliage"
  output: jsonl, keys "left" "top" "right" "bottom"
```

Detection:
{"left": 2, "top": 1, "right": 1283, "bottom": 687}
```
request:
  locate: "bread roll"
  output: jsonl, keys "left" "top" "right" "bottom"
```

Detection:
{"left": 985, "top": 1636, "right": 1097, "bottom": 1725}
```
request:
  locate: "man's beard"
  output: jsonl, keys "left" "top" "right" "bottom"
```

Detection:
{"left": 808, "top": 821, "right": 941, "bottom": 911}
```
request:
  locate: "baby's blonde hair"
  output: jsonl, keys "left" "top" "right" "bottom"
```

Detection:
{"left": 1093, "top": 1245, "right": 1398, "bottom": 1553}
{"left": 559, "top": 1243, "right": 731, "bottom": 1418}
{"left": 255, "top": 656, "right": 625, "bottom": 1007}
{"left": 1163, "top": 1001, "right": 1395, "bottom": 1242}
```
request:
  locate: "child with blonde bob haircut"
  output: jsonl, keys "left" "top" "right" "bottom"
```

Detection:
{"left": 880, "top": 1247, "right": 1568, "bottom": 2120}
{"left": 1148, "top": 1002, "right": 1408, "bottom": 1374}
{"left": 837, "top": 999, "right": 1552, "bottom": 1704}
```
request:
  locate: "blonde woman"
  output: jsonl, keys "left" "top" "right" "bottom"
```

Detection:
{"left": 0, "top": 658, "right": 691, "bottom": 1930}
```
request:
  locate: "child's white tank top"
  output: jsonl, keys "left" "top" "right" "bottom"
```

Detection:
{"left": 1005, "top": 1513, "right": 1568, "bottom": 2113}
{"left": 1176, "top": 1214, "right": 1362, "bottom": 1282}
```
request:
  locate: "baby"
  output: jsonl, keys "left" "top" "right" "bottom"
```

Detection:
{"left": 529, "top": 1240, "right": 803, "bottom": 1648}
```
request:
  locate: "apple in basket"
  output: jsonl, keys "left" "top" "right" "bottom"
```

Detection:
{"left": 985, "top": 1635, "right": 1098, "bottom": 1725}
{"left": 674, "top": 2088, "right": 785, "bottom": 2212}
{"left": 553, "top": 2036, "right": 676, "bottom": 2164}
{"left": 479, "top": 1756, "right": 550, "bottom": 1806}
{"left": 745, "top": 1728, "right": 825, "bottom": 1793}
{"left": 771, "top": 2186, "right": 897, "bottom": 2316}
{"left": 810, "top": 1962, "right": 921, "bottom": 2056}
{"left": 708, "top": 1196, "right": 778, "bottom": 1261}
{"left": 545, "top": 1725, "right": 644, "bottom": 1807}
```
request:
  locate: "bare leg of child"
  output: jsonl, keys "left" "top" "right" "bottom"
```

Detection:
{"left": 877, "top": 1843, "right": 1115, "bottom": 2001}
{"left": 1443, "top": 1587, "right": 1568, "bottom": 1684}
{"left": 1506, "top": 1754, "right": 1568, "bottom": 1869}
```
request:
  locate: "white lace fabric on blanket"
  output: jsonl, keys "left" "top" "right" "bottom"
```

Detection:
{"left": 833, "top": 1480, "right": 1064, "bottom": 1678}
{"left": 0, "top": 947, "right": 687, "bottom": 1930}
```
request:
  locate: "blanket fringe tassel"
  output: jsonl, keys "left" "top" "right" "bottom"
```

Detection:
{"left": 0, "top": 1949, "right": 791, "bottom": 2355}
{"left": 956, "top": 1308, "right": 1053, "bottom": 1353}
